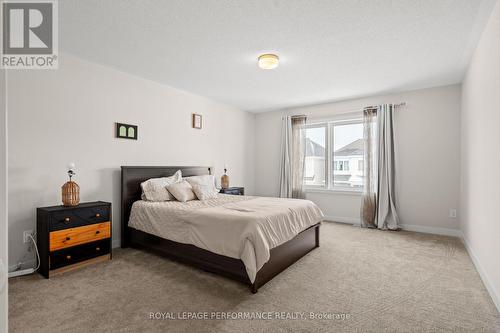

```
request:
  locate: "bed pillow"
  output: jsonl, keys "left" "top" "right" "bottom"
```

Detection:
{"left": 184, "top": 175, "right": 218, "bottom": 195}
{"left": 140, "top": 170, "right": 182, "bottom": 201}
{"left": 192, "top": 184, "right": 218, "bottom": 201}
{"left": 166, "top": 180, "right": 197, "bottom": 202}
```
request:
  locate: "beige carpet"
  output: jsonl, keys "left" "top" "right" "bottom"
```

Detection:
{"left": 9, "top": 222, "right": 500, "bottom": 332}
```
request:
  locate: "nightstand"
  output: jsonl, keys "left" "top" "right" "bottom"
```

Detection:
{"left": 219, "top": 187, "right": 244, "bottom": 195}
{"left": 36, "top": 201, "right": 112, "bottom": 278}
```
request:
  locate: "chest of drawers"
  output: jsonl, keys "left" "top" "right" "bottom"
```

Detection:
{"left": 36, "top": 201, "right": 112, "bottom": 278}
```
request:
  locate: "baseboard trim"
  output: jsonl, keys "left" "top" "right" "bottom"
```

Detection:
{"left": 399, "top": 224, "right": 462, "bottom": 237}
{"left": 461, "top": 234, "right": 500, "bottom": 314}
{"left": 8, "top": 258, "right": 35, "bottom": 273}
{"left": 323, "top": 215, "right": 361, "bottom": 225}
{"left": 323, "top": 216, "right": 461, "bottom": 237}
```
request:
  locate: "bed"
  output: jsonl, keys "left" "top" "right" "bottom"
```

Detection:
{"left": 121, "top": 166, "right": 322, "bottom": 293}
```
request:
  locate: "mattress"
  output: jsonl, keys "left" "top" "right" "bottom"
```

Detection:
{"left": 128, "top": 194, "right": 324, "bottom": 282}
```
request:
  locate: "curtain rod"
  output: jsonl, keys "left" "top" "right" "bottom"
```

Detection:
{"left": 293, "top": 102, "right": 406, "bottom": 120}
{"left": 364, "top": 102, "right": 406, "bottom": 110}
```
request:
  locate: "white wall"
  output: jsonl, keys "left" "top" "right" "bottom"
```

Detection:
{"left": 255, "top": 85, "right": 461, "bottom": 234}
{"left": 7, "top": 53, "right": 255, "bottom": 267}
{"left": 0, "top": 68, "right": 8, "bottom": 332}
{"left": 461, "top": 0, "right": 500, "bottom": 311}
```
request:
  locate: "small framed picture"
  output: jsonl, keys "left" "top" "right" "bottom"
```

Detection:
{"left": 116, "top": 123, "right": 138, "bottom": 140}
{"left": 192, "top": 113, "right": 202, "bottom": 129}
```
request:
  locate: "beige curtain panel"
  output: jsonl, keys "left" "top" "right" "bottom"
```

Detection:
{"left": 376, "top": 104, "right": 400, "bottom": 230}
{"left": 279, "top": 115, "right": 307, "bottom": 199}
{"left": 361, "top": 104, "right": 400, "bottom": 230}
{"left": 361, "top": 108, "right": 378, "bottom": 228}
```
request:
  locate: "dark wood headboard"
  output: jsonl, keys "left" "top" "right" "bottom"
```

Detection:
{"left": 120, "top": 166, "right": 210, "bottom": 248}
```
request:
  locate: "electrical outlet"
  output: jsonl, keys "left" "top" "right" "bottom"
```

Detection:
{"left": 449, "top": 209, "right": 457, "bottom": 218}
{"left": 23, "top": 230, "right": 34, "bottom": 243}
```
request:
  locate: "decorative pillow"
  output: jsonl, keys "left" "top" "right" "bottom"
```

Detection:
{"left": 166, "top": 180, "right": 197, "bottom": 202}
{"left": 192, "top": 185, "right": 218, "bottom": 201}
{"left": 185, "top": 175, "right": 218, "bottom": 194}
{"left": 140, "top": 170, "right": 182, "bottom": 201}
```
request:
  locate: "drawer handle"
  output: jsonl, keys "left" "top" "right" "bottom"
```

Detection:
{"left": 96, "top": 247, "right": 100, "bottom": 251}
{"left": 95, "top": 213, "right": 101, "bottom": 218}
{"left": 64, "top": 217, "right": 70, "bottom": 222}
{"left": 66, "top": 255, "right": 71, "bottom": 260}
{"left": 95, "top": 230, "right": 100, "bottom": 235}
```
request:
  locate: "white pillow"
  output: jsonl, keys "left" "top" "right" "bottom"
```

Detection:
{"left": 192, "top": 185, "right": 218, "bottom": 201}
{"left": 140, "top": 170, "right": 182, "bottom": 201}
{"left": 166, "top": 180, "right": 197, "bottom": 202}
{"left": 185, "top": 175, "right": 218, "bottom": 194}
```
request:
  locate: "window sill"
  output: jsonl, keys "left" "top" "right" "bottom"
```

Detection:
{"left": 304, "top": 188, "right": 363, "bottom": 196}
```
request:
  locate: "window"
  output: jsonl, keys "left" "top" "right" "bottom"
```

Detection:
{"left": 304, "top": 119, "right": 364, "bottom": 191}
{"left": 304, "top": 125, "right": 326, "bottom": 187}
{"left": 333, "top": 160, "right": 350, "bottom": 171}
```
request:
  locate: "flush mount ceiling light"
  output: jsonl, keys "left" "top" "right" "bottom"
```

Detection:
{"left": 258, "top": 54, "right": 279, "bottom": 69}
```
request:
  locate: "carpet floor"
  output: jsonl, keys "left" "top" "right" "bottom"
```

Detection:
{"left": 9, "top": 222, "right": 500, "bottom": 332}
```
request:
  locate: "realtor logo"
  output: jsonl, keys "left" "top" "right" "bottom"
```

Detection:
{"left": 1, "top": 0, "right": 58, "bottom": 69}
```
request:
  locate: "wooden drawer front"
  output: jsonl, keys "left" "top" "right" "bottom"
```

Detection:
{"left": 50, "top": 205, "right": 110, "bottom": 231}
{"left": 50, "top": 239, "right": 110, "bottom": 270}
{"left": 50, "top": 222, "right": 110, "bottom": 251}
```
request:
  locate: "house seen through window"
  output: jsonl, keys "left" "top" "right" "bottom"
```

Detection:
{"left": 304, "top": 119, "right": 364, "bottom": 190}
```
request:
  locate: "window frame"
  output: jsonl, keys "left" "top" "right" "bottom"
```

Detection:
{"left": 303, "top": 122, "right": 328, "bottom": 189}
{"left": 304, "top": 117, "right": 364, "bottom": 193}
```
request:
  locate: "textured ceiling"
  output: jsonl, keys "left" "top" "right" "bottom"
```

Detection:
{"left": 60, "top": 0, "right": 497, "bottom": 112}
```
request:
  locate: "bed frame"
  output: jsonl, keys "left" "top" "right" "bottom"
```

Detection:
{"left": 121, "top": 166, "right": 320, "bottom": 293}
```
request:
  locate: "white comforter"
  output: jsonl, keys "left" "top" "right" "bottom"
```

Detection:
{"left": 128, "top": 194, "right": 324, "bottom": 282}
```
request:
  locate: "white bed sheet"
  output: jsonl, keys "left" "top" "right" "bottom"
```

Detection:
{"left": 128, "top": 194, "right": 323, "bottom": 282}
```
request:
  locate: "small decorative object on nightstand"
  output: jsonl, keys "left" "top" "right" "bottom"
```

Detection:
{"left": 61, "top": 162, "right": 80, "bottom": 206}
{"left": 219, "top": 187, "right": 244, "bottom": 196}
{"left": 221, "top": 166, "right": 230, "bottom": 189}
{"left": 36, "top": 201, "right": 112, "bottom": 278}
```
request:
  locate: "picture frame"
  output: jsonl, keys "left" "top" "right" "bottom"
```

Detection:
{"left": 116, "top": 123, "right": 138, "bottom": 140}
{"left": 192, "top": 113, "right": 202, "bottom": 129}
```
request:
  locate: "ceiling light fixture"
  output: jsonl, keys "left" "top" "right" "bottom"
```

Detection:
{"left": 258, "top": 54, "right": 279, "bottom": 69}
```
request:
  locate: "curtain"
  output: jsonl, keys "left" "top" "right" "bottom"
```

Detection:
{"left": 361, "top": 108, "right": 378, "bottom": 227}
{"left": 376, "top": 104, "right": 399, "bottom": 230}
{"left": 279, "top": 115, "right": 307, "bottom": 198}
{"left": 360, "top": 104, "right": 400, "bottom": 230}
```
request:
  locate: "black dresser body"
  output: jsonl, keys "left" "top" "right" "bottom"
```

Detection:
{"left": 37, "top": 201, "right": 112, "bottom": 278}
